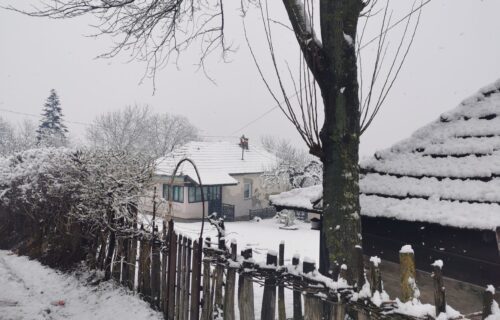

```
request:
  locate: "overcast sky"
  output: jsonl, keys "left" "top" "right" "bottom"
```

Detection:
{"left": 1, "top": 0, "right": 499, "bottom": 157}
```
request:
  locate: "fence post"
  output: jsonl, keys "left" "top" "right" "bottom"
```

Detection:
{"left": 151, "top": 229, "right": 161, "bottom": 309}
{"left": 431, "top": 260, "right": 446, "bottom": 316}
{"left": 176, "top": 235, "right": 184, "bottom": 320}
{"left": 303, "top": 260, "right": 322, "bottom": 320}
{"left": 261, "top": 251, "right": 278, "bottom": 320}
{"left": 214, "top": 238, "right": 225, "bottom": 312}
{"left": 399, "top": 245, "right": 417, "bottom": 302}
{"left": 482, "top": 285, "right": 495, "bottom": 319}
{"left": 354, "top": 246, "right": 365, "bottom": 290}
{"left": 278, "top": 242, "right": 286, "bottom": 320}
{"left": 201, "top": 237, "right": 212, "bottom": 320}
{"left": 184, "top": 238, "right": 192, "bottom": 320}
{"left": 238, "top": 248, "right": 255, "bottom": 320}
{"left": 190, "top": 239, "right": 202, "bottom": 320}
{"left": 128, "top": 225, "right": 138, "bottom": 291}
{"left": 121, "top": 234, "right": 130, "bottom": 287}
{"left": 143, "top": 236, "right": 152, "bottom": 303}
{"left": 104, "top": 230, "right": 116, "bottom": 280}
{"left": 223, "top": 240, "right": 237, "bottom": 320}
{"left": 369, "top": 256, "right": 382, "bottom": 294}
{"left": 161, "top": 221, "right": 168, "bottom": 316}
{"left": 113, "top": 236, "right": 123, "bottom": 282}
{"left": 292, "top": 255, "right": 302, "bottom": 320}
{"left": 167, "top": 226, "right": 177, "bottom": 320}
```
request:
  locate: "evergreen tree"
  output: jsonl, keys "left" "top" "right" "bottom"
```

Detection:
{"left": 36, "top": 89, "right": 68, "bottom": 147}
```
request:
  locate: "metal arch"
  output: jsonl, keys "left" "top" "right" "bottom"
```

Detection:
{"left": 167, "top": 157, "right": 206, "bottom": 239}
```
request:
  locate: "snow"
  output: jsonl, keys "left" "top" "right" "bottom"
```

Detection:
{"left": 155, "top": 141, "right": 278, "bottom": 186}
{"left": 400, "top": 245, "right": 414, "bottom": 254}
{"left": 432, "top": 260, "right": 444, "bottom": 269}
{"left": 0, "top": 250, "right": 162, "bottom": 320}
{"left": 356, "top": 78, "right": 500, "bottom": 230}
{"left": 361, "top": 194, "right": 500, "bottom": 230}
{"left": 487, "top": 285, "right": 496, "bottom": 294}
{"left": 369, "top": 256, "right": 381, "bottom": 267}
{"left": 269, "top": 184, "right": 322, "bottom": 210}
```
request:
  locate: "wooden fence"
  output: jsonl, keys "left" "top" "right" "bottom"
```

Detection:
{"left": 93, "top": 219, "right": 497, "bottom": 320}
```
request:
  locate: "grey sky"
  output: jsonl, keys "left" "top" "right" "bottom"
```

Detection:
{"left": 0, "top": 0, "right": 499, "bottom": 157}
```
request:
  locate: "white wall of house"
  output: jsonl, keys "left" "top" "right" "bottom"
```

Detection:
{"left": 144, "top": 173, "right": 287, "bottom": 221}
{"left": 222, "top": 173, "right": 286, "bottom": 219}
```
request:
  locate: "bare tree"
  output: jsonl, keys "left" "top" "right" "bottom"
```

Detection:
{"left": 6, "top": 0, "right": 424, "bottom": 281}
{"left": 243, "top": 0, "right": 423, "bottom": 278}
{"left": 3, "top": 0, "right": 231, "bottom": 83}
{"left": 86, "top": 105, "right": 198, "bottom": 158}
{"left": 0, "top": 117, "right": 16, "bottom": 156}
{"left": 0, "top": 118, "right": 38, "bottom": 156}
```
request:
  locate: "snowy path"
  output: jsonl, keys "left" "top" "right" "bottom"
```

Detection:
{"left": 0, "top": 250, "right": 163, "bottom": 320}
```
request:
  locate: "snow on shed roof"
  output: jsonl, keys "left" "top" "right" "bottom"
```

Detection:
{"left": 155, "top": 141, "right": 278, "bottom": 185}
{"left": 362, "top": 78, "right": 500, "bottom": 230}
{"left": 271, "top": 79, "right": 500, "bottom": 230}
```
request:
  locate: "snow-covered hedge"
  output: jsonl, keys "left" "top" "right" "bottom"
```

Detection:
{"left": 0, "top": 147, "right": 155, "bottom": 240}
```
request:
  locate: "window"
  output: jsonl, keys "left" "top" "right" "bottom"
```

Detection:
{"left": 162, "top": 184, "right": 184, "bottom": 203}
{"left": 243, "top": 183, "right": 252, "bottom": 199}
{"left": 188, "top": 185, "right": 222, "bottom": 202}
{"left": 189, "top": 186, "right": 206, "bottom": 203}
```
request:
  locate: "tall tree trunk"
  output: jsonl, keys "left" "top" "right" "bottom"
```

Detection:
{"left": 317, "top": 0, "right": 364, "bottom": 282}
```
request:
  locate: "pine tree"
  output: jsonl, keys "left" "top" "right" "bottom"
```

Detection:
{"left": 36, "top": 89, "right": 68, "bottom": 147}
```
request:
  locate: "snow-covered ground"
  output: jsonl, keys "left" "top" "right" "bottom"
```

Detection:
{"left": 174, "top": 218, "right": 319, "bottom": 263}
{"left": 0, "top": 250, "right": 163, "bottom": 320}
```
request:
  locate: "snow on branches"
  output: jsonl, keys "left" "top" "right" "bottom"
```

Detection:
{"left": 0, "top": 147, "right": 155, "bottom": 237}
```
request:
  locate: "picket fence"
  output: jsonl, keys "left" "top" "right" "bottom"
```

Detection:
{"left": 98, "top": 219, "right": 497, "bottom": 320}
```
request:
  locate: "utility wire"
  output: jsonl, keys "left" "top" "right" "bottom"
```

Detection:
{"left": 0, "top": 108, "right": 90, "bottom": 126}
{"left": 229, "top": 0, "right": 432, "bottom": 135}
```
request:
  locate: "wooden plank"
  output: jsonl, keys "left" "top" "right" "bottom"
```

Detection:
{"left": 261, "top": 252, "right": 277, "bottom": 320}
{"left": 432, "top": 262, "right": 446, "bottom": 316}
{"left": 369, "top": 257, "right": 382, "bottom": 294}
{"left": 183, "top": 238, "right": 192, "bottom": 320}
{"left": 151, "top": 233, "right": 161, "bottom": 309}
{"left": 167, "top": 228, "right": 177, "bottom": 320}
{"left": 482, "top": 286, "right": 495, "bottom": 319}
{"left": 303, "top": 260, "right": 321, "bottom": 320}
{"left": 223, "top": 241, "right": 237, "bottom": 320}
{"left": 104, "top": 231, "right": 116, "bottom": 280}
{"left": 292, "top": 255, "right": 302, "bottom": 320}
{"left": 201, "top": 237, "right": 212, "bottom": 320}
{"left": 161, "top": 221, "right": 168, "bottom": 315}
{"left": 176, "top": 235, "right": 184, "bottom": 320}
{"left": 112, "top": 237, "right": 123, "bottom": 282}
{"left": 121, "top": 236, "right": 129, "bottom": 287}
{"left": 278, "top": 242, "right": 286, "bottom": 320}
{"left": 190, "top": 239, "right": 202, "bottom": 320}
{"left": 238, "top": 248, "right": 255, "bottom": 320}
{"left": 128, "top": 236, "right": 137, "bottom": 291}
{"left": 137, "top": 236, "right": 146, "bottom": 294}
{"left": 399, "top": 245, "right": 417, "bottom": 302}
{"left": 143, "top": 238, "right": 152, "bottom": 303}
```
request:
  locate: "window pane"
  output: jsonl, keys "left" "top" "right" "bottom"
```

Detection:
{"left": 163, "top": 184, "right": 168, "bottom": 199}
{"left": 189, "top": 187, "right": 195, "bottom": 202}
{"left": 178, "top": 187, "right": 184, "bottom": 202}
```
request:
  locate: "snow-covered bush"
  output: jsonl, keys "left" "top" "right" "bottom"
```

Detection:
{"left": 0, "top": 147, "right": 155, "bottom": 266}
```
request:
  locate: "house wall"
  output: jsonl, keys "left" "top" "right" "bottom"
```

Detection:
{"left": 222, "top": 173, "right": 287, "bottom": 219}
{"left": 142, "top": 177, "right": 207, "bottom": 220}
{"left": 145, "top": 173, "right": 288, "bottom": 221}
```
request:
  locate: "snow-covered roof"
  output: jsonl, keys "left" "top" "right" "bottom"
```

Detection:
{"left": 271, "top": 79, "right": 500, "bottom": 230}
{"left": 360, "top": 78, "right": 500, "bottom": 230}
{"left": 269, "top": 185, "right": 322, "bottom": 211}
{"left": 155, "top": 141, "right": 278, "bottom": 186}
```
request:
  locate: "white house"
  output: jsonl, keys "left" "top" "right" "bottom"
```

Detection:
{"left": 149, "top": 140, "right": 286, "bottom": 221}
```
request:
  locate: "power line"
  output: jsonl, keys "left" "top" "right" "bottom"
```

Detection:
{"left": 0, "top": 108, "right": 90, "bottom": 126}
{"left": 229, "top": 0, "right": 432, "bottom": 135}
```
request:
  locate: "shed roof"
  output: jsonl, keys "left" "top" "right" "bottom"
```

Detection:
{"left": 155, "top": 141, "right": 278, "bottom": 186}
{"left": 271, "top": 79, "right": 500, "bottom": 230}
